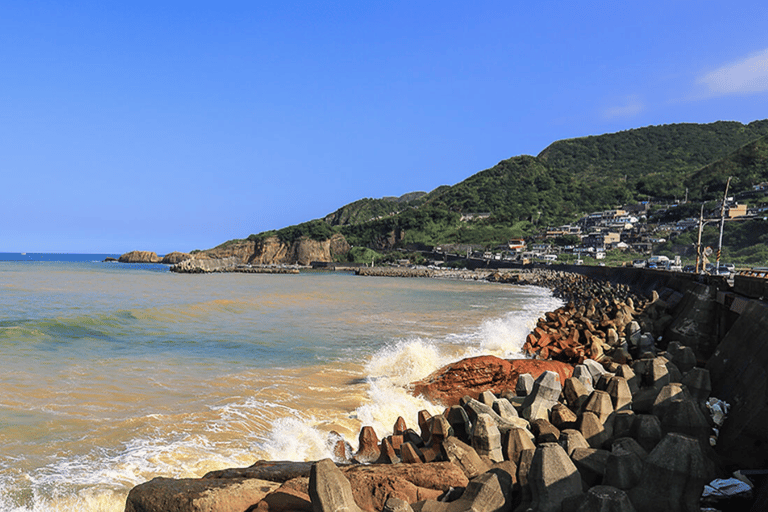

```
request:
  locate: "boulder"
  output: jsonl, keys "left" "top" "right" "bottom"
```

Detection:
{"left": 341, "top": 462, "right": 467, "bottom": 511}
{"left": 118, "top": 250, "right": 162, "bottom": 263}
{"left": 124, "top": 477, "right": 281, "bottom": 512}
{"left": 412, "top": 469, "right": 512, "bottom": 512}
{"left": 410, "top": 356, "right": 572, "bottom": 407}
{"left": 204, "top": 460, "right": 313, "bottom": 481}
{"left": 161, "top": 252, "right": 192, "bottom": 264}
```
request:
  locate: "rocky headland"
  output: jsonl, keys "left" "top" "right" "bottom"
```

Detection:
{"left": 123, "top": 268, "right": 766, "bottom": 512}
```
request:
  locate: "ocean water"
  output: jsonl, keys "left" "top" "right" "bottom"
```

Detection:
{"left": 0, "top": 257, "right": 561, "bottom": 511}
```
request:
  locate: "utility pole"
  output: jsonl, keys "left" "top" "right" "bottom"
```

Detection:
{"left": 695, "top": 204, "right": 704, "bottom": 273}
{"left": 716, "top": 177, "right": 732, "bottom": 273}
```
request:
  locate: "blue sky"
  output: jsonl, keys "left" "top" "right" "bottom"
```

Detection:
{"left": 2, "top": 1, "right": 767, "bottom": 254}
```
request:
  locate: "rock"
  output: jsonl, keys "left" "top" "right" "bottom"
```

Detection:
{"left": 441, "top": 437, "right": 491, "bottom": 479}
{"left": 410, "top": 356, "right": 572, "bottom": 407}
{"left": 412, "top": 469, "right": 512, "bottom": 512}
{"left": 204, "top": 460, "right": 313, "bottom": 481}
{"left": 576, "top": 485, "right": 637, "bottom": 512}
{"left": 384, "top": 497, "right": 414, "bottom": 512}
{"left": 161, "top": 252, "right": 192, "bottom": 264}
{"left": 393, "top": 417, "right": 408, "bottom": 436}
{"left": 309, "top": 459, "right": 363, "bottom": 512}
{"left": 628, "top": 433, "right": 713, "bottom": 512}
{"left": 410, "top": 356, "right": 513, "bottom": 407}
{"left": 260, "top": 484, "right": 313, "bottom": 512}
{"left": 341, "top": 462, "right": 467, "bottom": 511}
{"left": 124, "top": 477, "right": 281, "bottom": 512}
{"left": 528, "top": 442, "right": 583, "bottom": 512}
{"left": 471, "top": 414, "right": 504, "bottom": 462}
{"left": 118, "top": 250, "right": 162, "bottom": 263}
{"left": 195, "top": 233, "right": 349, "bottom": 266}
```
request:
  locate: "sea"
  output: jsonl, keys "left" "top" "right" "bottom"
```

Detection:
{"left": 0, "top": 253, "right": 562, "bottom": 511}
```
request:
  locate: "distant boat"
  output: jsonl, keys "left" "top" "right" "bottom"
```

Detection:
{"left": 20, "top": 252, "right": 26, "bottom": 255}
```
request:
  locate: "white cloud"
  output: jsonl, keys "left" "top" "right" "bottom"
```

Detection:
{"left": 698, "top": 48, "right": 768, "bottom": 96}
{"left": 602, "top": 95, "right": 644, "bottom": 119}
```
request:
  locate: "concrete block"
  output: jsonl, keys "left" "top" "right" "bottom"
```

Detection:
{"left": 628, "top": 433, "right": 713, "bottom": 512}
{"left": 309, "top": 458, "right": 364, "bottom": 512}
{"left": 584, "top": 390, "right": 615, "bottom": 424}
{"left": 558, "top": 429, "right": 590, "bottom": 456}
{"left": 606, "top": 376, "right": 632, "bottom": 412}
{"left": 629, "top": 414, "right": 662, "bottom": 453}
{"left": 472, "top": 413, "right": 504, "bottom": 463}
{"left": 571, "top": 447, "right": 610, "bottom": 487}
{"left": 576, "top": 485, "right": 637, "bottom": 512}
{"left": 503, "top": 427, "right": 535, "bottom": 466}
{"left": 529, "top": 443, "right": 583, "bottom": 512}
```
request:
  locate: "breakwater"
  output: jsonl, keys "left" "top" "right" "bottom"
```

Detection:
{"left": 169, "top": 257, "right": 300, "bottom": 274}
{"left": 124, "top": 266, "right": 768, "bottom": 511}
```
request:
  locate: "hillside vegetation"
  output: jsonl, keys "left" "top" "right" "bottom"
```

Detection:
{"left": 213, "top": 119, "right": 768, "bottom": 265}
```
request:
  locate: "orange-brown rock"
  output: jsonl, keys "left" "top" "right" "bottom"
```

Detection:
{"left": 196, "top": 233, "right": 350, "bottom": 266}
{"left": 410, "top": 355, "right": 573, "bottom": 406}
{"left": 118, "top": 250, "right": 162, "bottom": 263}
{"left": 160, "top": 251, "right": 192, "bottom": 264}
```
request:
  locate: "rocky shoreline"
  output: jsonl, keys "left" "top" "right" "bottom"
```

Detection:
{"left": 124, "top": 268, "right": 762, "bottom": 512}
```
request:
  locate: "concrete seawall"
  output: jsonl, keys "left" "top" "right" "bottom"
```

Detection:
{"left": 538, "top": 265, "right": 768, "bottom": 471}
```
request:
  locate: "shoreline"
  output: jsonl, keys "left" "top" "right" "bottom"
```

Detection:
{"left": 125, "top": 266, "right": 762, "bottom": 511}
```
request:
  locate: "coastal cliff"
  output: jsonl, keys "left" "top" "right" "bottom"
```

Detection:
{"left": 196, "top": 233, "right": 350, "bottom": 266}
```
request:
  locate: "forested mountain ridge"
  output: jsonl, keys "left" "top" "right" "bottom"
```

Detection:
{"left": 207, "top": 119, "right": 768, "bottom": 262}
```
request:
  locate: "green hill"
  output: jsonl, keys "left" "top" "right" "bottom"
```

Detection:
{"left": 220, "top": 119, "right": 768, "bottom": 264}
